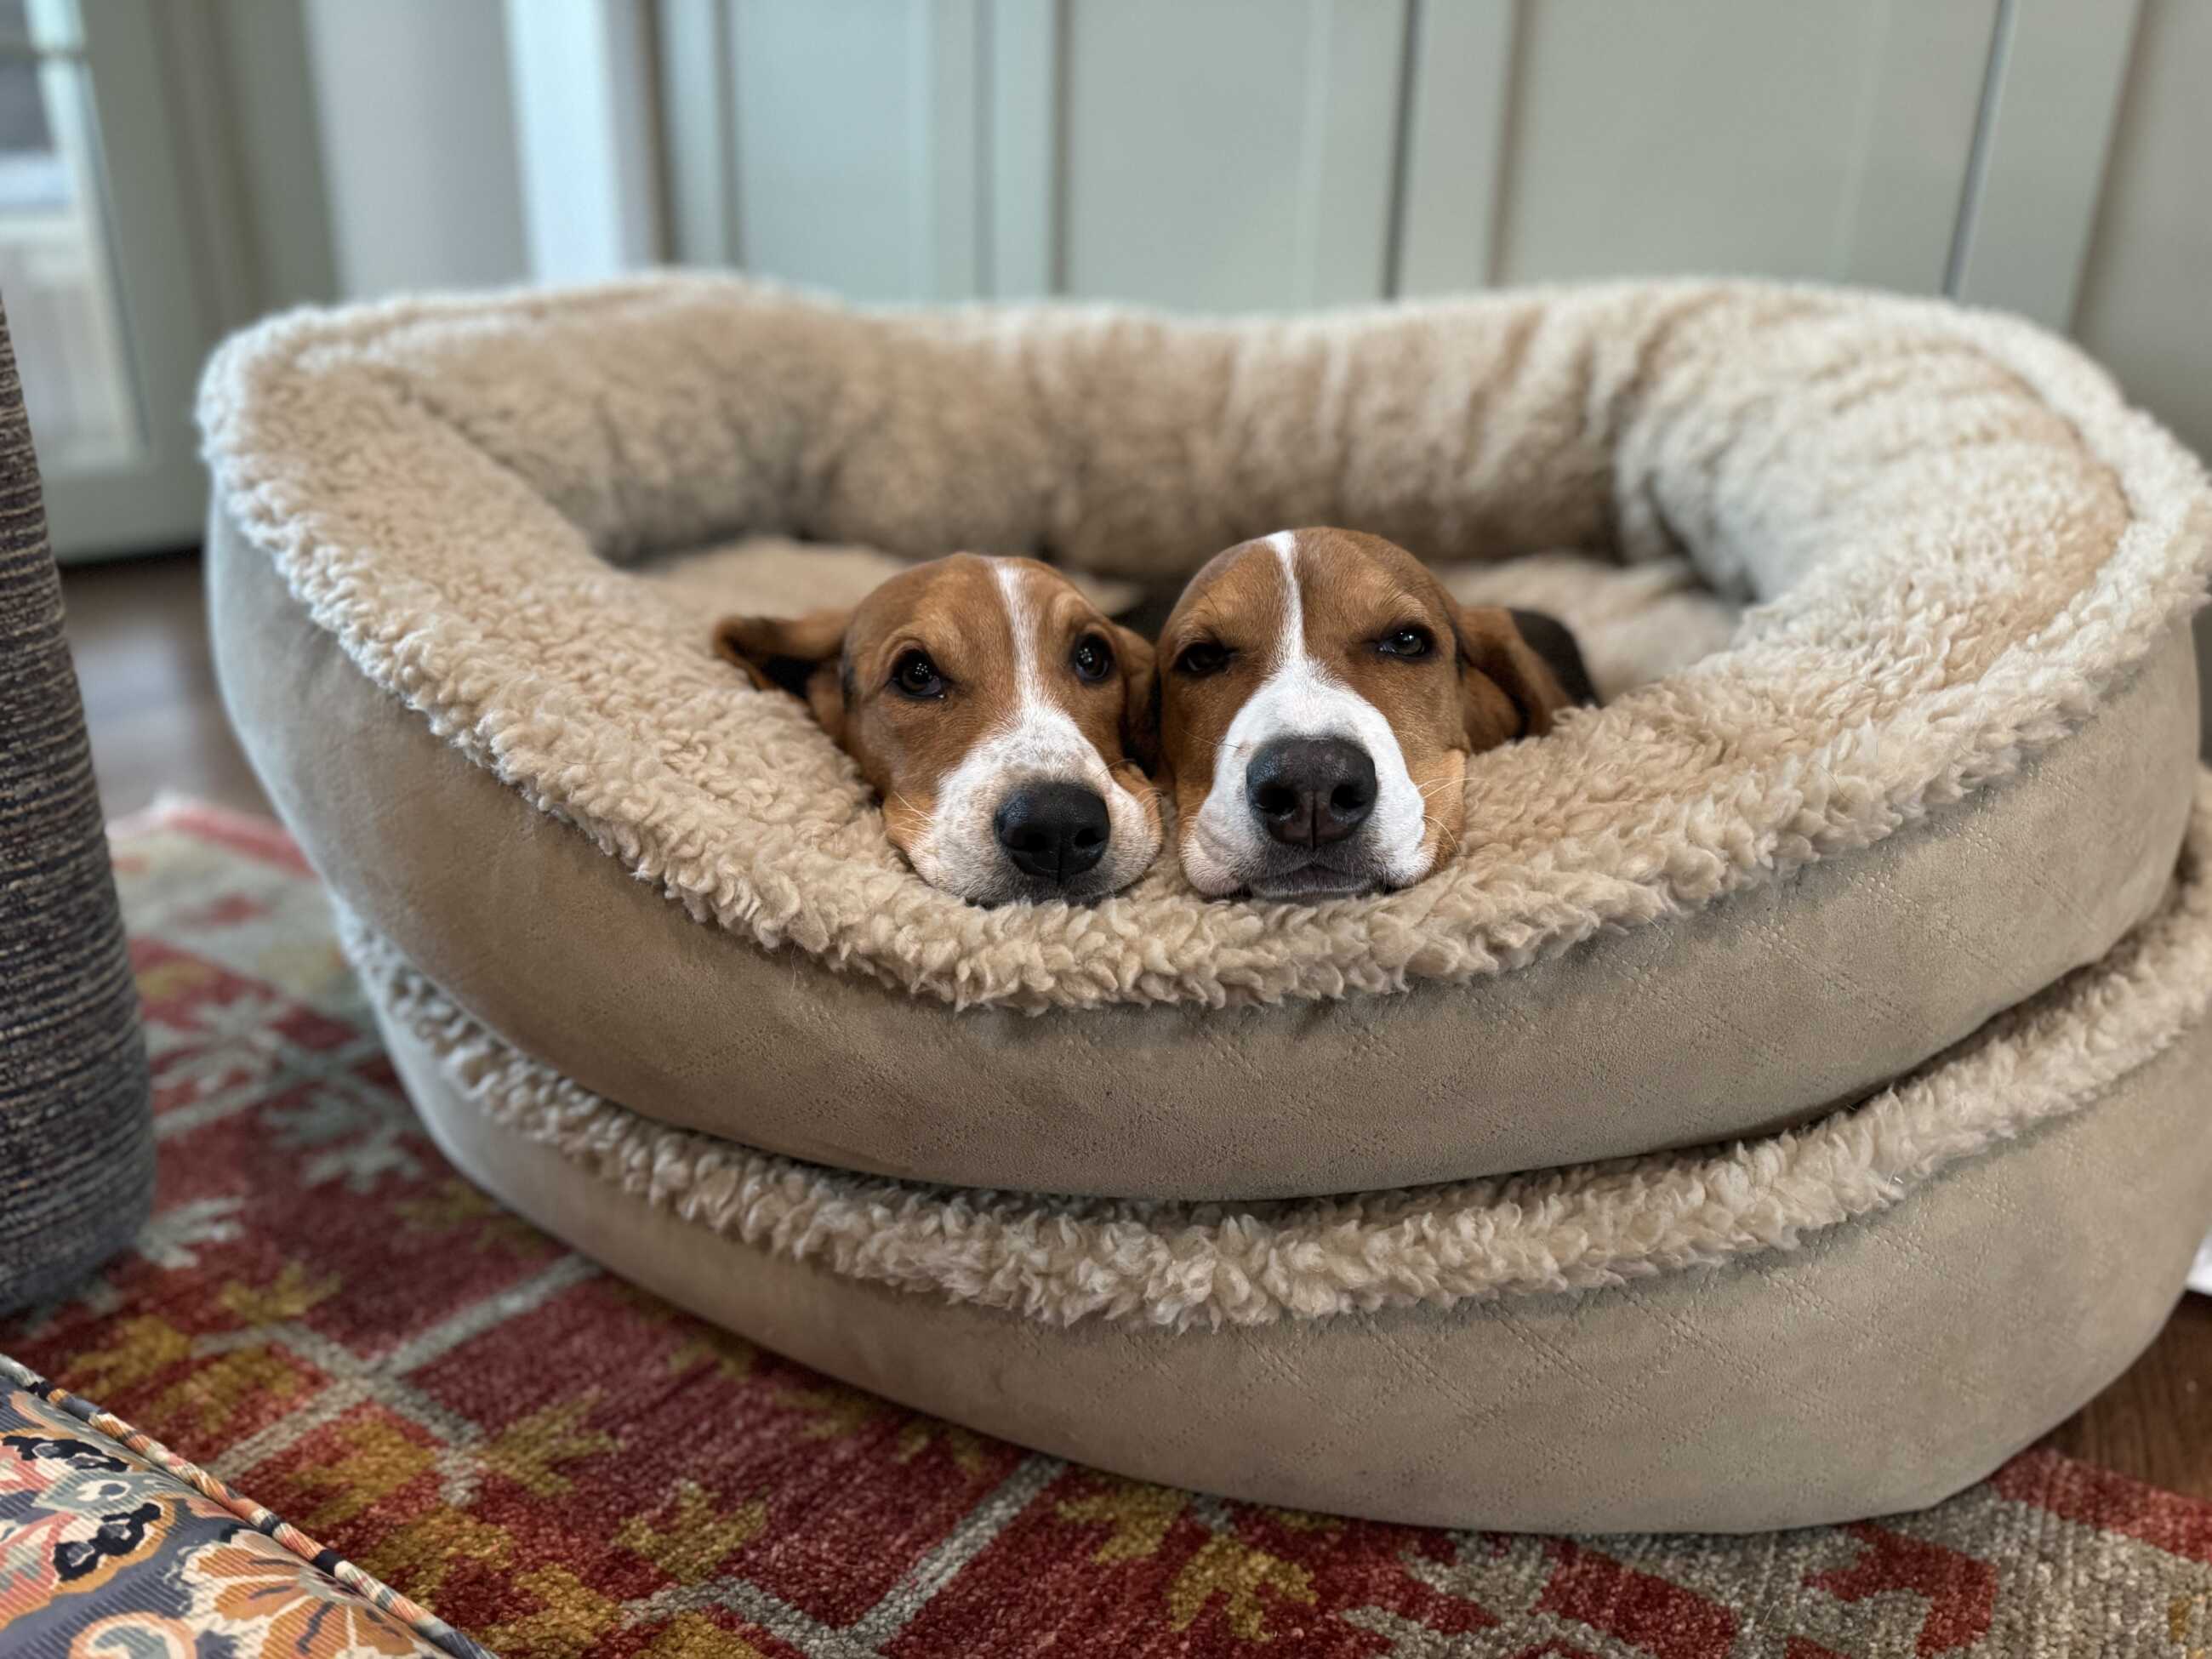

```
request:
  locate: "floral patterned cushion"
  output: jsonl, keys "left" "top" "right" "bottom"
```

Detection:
{"left": 0, "top": 1355, "right": 487, "bottom": 1657}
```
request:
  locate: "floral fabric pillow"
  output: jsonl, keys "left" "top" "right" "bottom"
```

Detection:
{"left": 0, "top": 1354, "right": 488, "bottom": 1658}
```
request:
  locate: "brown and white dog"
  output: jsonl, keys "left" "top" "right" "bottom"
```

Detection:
{"left": 715, "top": 554, "right": 1162, "bottom": 904}
{"left": 1156, "top": 527, "right": 1593, "bottom": 900}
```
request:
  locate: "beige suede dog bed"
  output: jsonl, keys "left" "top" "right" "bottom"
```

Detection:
{"left": 350, "top": 778, "right": 2212, "bottom": 1532}
{"left": 202, "top": 274, "right": 2209, "bottom": 1200}
{"left": 202, "top": 274, "right": 2212, "bottom": 1530}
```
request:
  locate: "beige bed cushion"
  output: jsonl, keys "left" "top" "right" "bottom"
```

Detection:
{"left": 210, "top": 505, "right": 2194, "bottom": 1197}
{"left": 355, "top": 779, "right": 2212, "bottom": 1533}
{"left": 197, "top": 276, "right": 2212, "bottom": 1020}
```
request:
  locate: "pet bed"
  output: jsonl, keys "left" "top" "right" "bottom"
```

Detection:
{"left": 352, "top": 778, "right": 2212, "bottom": 1532}
{"left": 202, "top": 274, "right": 2206, "bottom": 1198}
{"left": 201, "top": 275, "right": 2212, "bottom": 1530}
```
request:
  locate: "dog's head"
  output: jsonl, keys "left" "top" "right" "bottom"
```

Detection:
{"left": 1157, "top": 528, "right": 1590, "bottom": 900}
{"left": 715, "top": 554, "right": 1162, "bottom": 904}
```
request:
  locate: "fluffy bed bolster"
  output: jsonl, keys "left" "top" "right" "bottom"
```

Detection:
{"left": 200, "top": 276, "right": 2212, "bottom": 1010}
{"left": 339, "top": 776, "right": 2212, "bottom": 1331}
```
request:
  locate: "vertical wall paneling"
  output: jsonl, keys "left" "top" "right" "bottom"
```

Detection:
{"left": 2072, "top": 0, "right": 2212, "bottom": 464}
{"left": 1057, "top": 0, "right": 1405, "bottom": 311}
{"left": 153, "top": 3, "right": 263, "bottom": 329}
{"left": 1833, "top": 0, "right": 2004, "bottom": 293}
{"left": 1294, "top": 0, "right": 1411, "bottom": 306}
{"left": 505, "top": 0, "right": 664, "bottom": 284}
{"left": 1059, "top": 0, "right": 1308, "bottom": 310}
{"left": 652, "top": 0, "right": 2172, "bottom": 334}
{"left": 914, "top": 0, "right": 983, "bottom": 299}
{"left": 302, "top": 0, "right": 529, "bottom": 298}
{"left": 1394, "top": 0, "right": 1519, "bottom": 296}
{"left": 1474, "top": 2, "right": 1990, "bottom": 287}
{"left": 2015, "top": 0, "right": 2212, "bottom": 756}
{"left": 727, "top": 1, "right": 918, "bottom": 301}
{"left": 158, "top": 0, "right": 337, "bottom": 328}
{"left": 986, "top": 0, "right": 1061, "bottom": 299}
{"left": 1949, "top": 0, "right": 2141, "bottom": 328}
{"left": 207, "top": 0, "right": 338, "bottom": 311}
{"left": 658, "top": 0, "right": 739, "bottom": 265}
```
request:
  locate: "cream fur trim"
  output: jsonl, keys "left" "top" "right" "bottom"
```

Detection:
{"left": 345, "top": 777, "right": 2212, "bottom": 1332}
{"left": 200, "top": 276, "right": 2212, "bottom": 1010}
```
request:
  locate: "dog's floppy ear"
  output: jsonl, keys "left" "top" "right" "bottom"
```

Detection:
{"left": 1110, "top": 622, "right": 1160, "bottom": 775}
{"left": 1451, "top": 603, "right": 1589, "bottom": 744}
{"left": 714, "top": 608, "right": 851, "bottom": 739}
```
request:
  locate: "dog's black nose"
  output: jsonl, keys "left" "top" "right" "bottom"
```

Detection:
{"left": 995, "top": 782, "right": 1111, "bottom": 883}
{"left": 1246, "top": 737, "right": 1377, "bottom": 848}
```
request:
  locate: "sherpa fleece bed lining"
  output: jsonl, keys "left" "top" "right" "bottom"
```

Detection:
{"left": 197, "top": 276, "right": 2212, "bottom": 1010}
{"left": 339, "top": 774, "right": 2212, "bottom": 1334}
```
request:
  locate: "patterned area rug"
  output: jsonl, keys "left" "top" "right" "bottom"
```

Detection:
{"left": 7, "top": 801, "right": 2212, "bottom": 1658}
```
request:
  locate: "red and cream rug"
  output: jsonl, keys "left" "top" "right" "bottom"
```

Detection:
{"left": 6, "top": 801, "right": 2210, "bottom": 1657}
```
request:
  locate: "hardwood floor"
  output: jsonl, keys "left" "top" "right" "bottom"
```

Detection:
{"left": 53, "top": 547, "right": 2212, "bottom": 1503}
{"left": 61, "top": 550, "right": 267, "bottom": 820}
{"left": 2044, "top": 1291, "right": 2212, "bottom": 1497}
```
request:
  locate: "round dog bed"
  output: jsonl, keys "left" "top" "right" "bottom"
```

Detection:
{"left": 202, "top": 275, "right": 2209, "bottom": 1200}
{"left": 346, "top": 777, "right": 2212, "bottom": 1533}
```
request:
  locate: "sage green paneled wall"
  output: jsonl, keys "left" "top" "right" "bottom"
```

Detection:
{"left": 2074, "top": 0, "right": 2212, "bottom": 482}
{"left": 658, "top": 0, "right": 2210, "bottom": 731}
{"left": 2067, "top": 0, "right": 2212, "bottom": 747}
{"left": 1468, "top": 1, "right": 1992, "bottom": 291}
{"left": 667, "top": 0, "right": 2010, "bottom": 311}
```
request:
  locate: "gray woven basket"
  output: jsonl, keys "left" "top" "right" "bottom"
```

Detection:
{"left": 0, "top": 299, "right": 152, "bottom": 1313}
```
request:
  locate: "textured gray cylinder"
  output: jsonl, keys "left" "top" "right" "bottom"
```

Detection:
{"left": 0, "top": 301, "right": 152, "bottom": 1312}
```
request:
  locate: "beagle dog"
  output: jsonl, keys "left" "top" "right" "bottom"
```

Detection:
{"left": 1157, "top": 527, "right": 1594, "bottom": 900}
{"left": 715, "top": 554, "right": 1162, "bottom": 904}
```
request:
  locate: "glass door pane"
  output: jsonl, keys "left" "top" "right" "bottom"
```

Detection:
{"left": 0, "top": 0, "right": 141, "bottom": 475}
{"left": 18, "top": 0, "right": 225, "bottom": 559}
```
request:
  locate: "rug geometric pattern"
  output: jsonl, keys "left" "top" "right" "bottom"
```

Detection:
{"left": 5, "top": 801, "right": 2209, "bottom": 1657}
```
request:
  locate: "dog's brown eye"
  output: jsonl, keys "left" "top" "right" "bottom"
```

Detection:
{"left": 1071, "top": 633, "right": 1115, "bottom": 683}
{"left": 1175, "top": 640, "right": 1231, "bottom": 677}
{"left": 1378, "top": 626, "right": 1434, "bottom": 660}
{"left": 891, "top": 649, "right": 946, "bottom": 699}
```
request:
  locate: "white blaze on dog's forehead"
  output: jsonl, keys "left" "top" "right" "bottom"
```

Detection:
{"left": 1182, "top": 530, "right": 1432, "bottom": 895}
{"left": 908, "top": 558, "right": 1160, "bottom": 903}
{"left": 1268, "top": 530, "right": 1303, "bottom": 668}
{"left": 991, "top": 560, "right": 1045, "bottom": 700}
{"left": 980, "top": 559, "right": 1097, "bottom": 771}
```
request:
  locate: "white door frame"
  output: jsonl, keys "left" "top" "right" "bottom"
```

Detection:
{"left": 33, "top": 0, "right": 228, "bottom": 558}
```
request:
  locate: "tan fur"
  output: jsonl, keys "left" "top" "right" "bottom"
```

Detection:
{"left": 715, "top": 555, "right": 1159, "bottom": 890}
{"left": 1160, "top": 529, "right": 1575, "bottom": 879}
